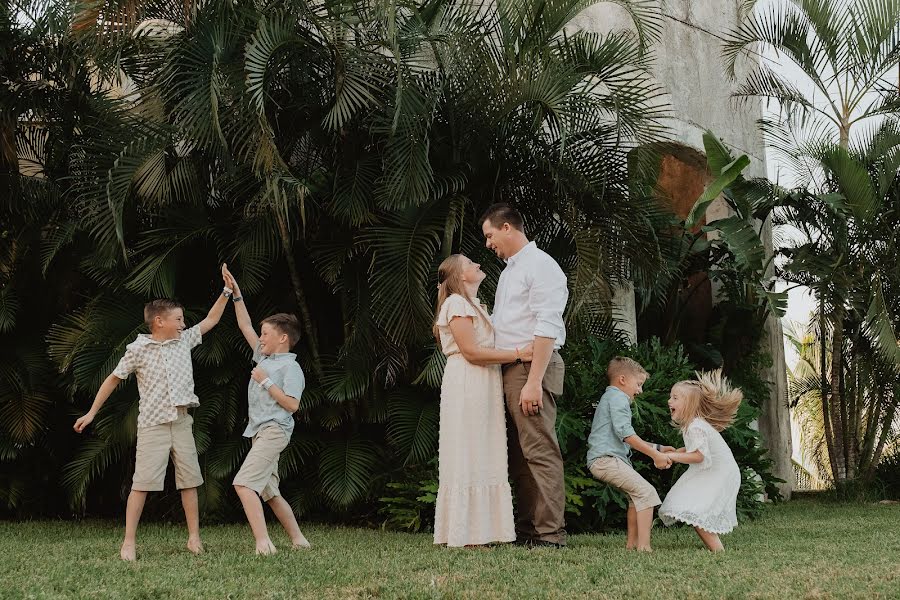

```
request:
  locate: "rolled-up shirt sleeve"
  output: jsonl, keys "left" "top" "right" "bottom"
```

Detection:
{"left": 528, "top": 258, "right": 568, "bottom": 340}
{"left": 610, "top": 396, "right": 637, "bottom": 440}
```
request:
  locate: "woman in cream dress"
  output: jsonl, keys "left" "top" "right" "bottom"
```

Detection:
{"left": 432, "top": 254, "right": 532, "bottom": 547}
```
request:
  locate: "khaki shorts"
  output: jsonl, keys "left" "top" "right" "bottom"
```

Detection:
{"left": 233, "top": 425, "right": 288, "bottom": 501}
{"left": 133, "top": 409, "right": 203, "bottom": 492}
{"left": 589, "top": 456, "right": 661, "bottom": 512}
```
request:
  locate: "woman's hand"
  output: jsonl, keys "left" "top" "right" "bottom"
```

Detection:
{"left": 518, "top": 344, "right": 534, "bottom": 362}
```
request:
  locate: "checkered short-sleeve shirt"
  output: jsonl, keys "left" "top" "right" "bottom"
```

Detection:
{"left": 113, "top": 324, "right": 203, "bottom": 428}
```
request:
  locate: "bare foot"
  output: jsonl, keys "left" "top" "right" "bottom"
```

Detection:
{"left": 255, "top": 539, "right": 277, "bottom": 555}
{"left": 291, "top": 535, "right": 311, "bottom": 550}
{"left": 636, "top": 546, "right": 653, "bottom": 553}
{"left": 187, "top": 537, "right": 204, "bottom": 555}
{"left": 120, "top": 542, "right": 136, "bottom": 562}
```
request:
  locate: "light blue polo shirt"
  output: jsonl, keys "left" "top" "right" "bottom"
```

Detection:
{"left": 586, "top": 386, "right": 637, "bottom": 467}
{"left": 243, "top": 346, "right": 305, "bottom": 439}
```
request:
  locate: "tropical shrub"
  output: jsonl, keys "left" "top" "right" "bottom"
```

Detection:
{"left": 1, "top": 0, "right": 672, "bottom": 519}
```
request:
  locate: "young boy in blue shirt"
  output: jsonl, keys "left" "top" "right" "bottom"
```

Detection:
{"left": 586, "top": 357, "right": 673, "bottom": 551}
{"left": 223, "top": 265, "right": 311, "bottom": 555}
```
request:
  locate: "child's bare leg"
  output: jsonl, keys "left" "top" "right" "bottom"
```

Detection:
{"left": 122, "top": 490, "right": 148, "bottom": 561}
{"left": 694, "top": 527, "right": 724, "bottom": 552}
{"left": 625, "top": 504, "right": 638, "bottom": 550}
{"left": 235, "top": 485, "right": 276, "bottom": 554}
{"left": 267, "top": 495, "right": 311, "bottom": 548}
{"left": 180, "top": 487, "right": 203, "bottom": 554}
{"left": 635, "top": 506, "right": 654, "bottom": 552}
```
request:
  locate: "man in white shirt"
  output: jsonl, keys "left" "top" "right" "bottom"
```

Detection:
{"left": 481, "top": 203, "right": 568, "bottom": 547}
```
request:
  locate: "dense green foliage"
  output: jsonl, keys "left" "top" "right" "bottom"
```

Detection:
{"left": 728, "top": 0, "right": 900, "bottom": 487}
{"left": 2, "top": 0, "right": 676, "bottom": 519}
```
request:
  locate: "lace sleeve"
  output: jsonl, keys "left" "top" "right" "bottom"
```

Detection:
{"left": 684, "top": 421, "right": 712, "bottom": 471}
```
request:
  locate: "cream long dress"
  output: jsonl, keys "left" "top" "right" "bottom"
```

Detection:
{"left": 433, "top": 294, "right": 516, "bottom": 547}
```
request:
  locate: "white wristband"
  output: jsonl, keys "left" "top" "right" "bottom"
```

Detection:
{"left": 261, "top": 377, "right": 274, "bottom": 391}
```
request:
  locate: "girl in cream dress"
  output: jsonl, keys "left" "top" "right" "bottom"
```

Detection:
{"left": 659, "top": 370, "right": 743, "bottom": 552}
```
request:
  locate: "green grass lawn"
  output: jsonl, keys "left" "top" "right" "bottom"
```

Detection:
{"left": 1, "top": 499, "right": 898, "bottom": 599}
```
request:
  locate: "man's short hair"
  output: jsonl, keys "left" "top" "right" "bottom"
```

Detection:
{"left": 607, "top": 356, "right": 649, "bottom": 382}
{"left": 479, "top": 203, "right": 524, "bottom": 231}
{"left": 260, "top": 313, "right": 301, "bottom": 347}
{"left": 144, "top": 299, "right": 183, "bottom": 328}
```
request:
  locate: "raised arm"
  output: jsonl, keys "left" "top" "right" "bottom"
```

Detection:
{"left": 73, "top": 373, "right": 123, "bottom": 432}
{"left": 199, "top": 266, "right": 231, "bottom": 335}
{"left": 447, "top": 316, "right": 531, "bottom": 366}
{"left": 222, "top": 263, "right": 259, "bottom": 350}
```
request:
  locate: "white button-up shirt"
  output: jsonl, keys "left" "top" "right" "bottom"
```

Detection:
{"left": 492, "top": 242, "right": 568, "bottom": 351}
{"left": 112, "top": 325, "right": 202, "bottom": 428}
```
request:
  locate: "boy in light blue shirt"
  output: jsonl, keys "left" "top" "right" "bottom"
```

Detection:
{"left": 587, "top": 357, "right": 673, "bottom": 551}
{"left": 224, "top": 265, "right": 311, "bottom": 554}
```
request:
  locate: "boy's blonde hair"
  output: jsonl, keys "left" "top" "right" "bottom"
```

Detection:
{"left": 144, "top": 299, "right": 183, "bottom": 329}
{"left": 672, "top": 370, "right": 743, "bottom": 432}
{"left": 607, "top": 356, "right": 648, "bottom": 383}
{"left": 260, "top": 313, "right": 301, "bottom": 347}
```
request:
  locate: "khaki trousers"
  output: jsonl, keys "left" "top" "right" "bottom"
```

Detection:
{"left": 502, "top": 351, "right": 567, "bottom": 545}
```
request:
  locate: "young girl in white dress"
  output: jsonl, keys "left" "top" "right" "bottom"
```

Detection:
{"left": 658, "top": 370, "right": 742, "bottom": 552}
{"left": 432, "top": 254, "right": 532, "bottom": 547}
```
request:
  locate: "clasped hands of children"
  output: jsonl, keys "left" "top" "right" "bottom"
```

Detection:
{"left": 654, "top": 447, "right": 677, "bottom": 469}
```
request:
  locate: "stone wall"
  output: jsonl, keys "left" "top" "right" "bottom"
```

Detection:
{"left": 571, "top": 1, "right": 793, "bottom": 497}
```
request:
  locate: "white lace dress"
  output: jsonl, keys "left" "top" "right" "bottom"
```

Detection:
{"left": 432, "top": 294, "right": 516, "bottom": 547}
{"left": 659, "top": 417, "right": 741, "bottom": 534}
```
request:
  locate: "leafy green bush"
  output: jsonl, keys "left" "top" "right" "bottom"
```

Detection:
{"left": 874, "top": 450, "right": 900, "bottom": 500}
{"left": 561, "top": 335, "right": 781, "bottom": 532}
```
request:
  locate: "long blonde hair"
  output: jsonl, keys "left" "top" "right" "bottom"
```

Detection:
{"left": 433, "top": 254, "right": 485, "bottom": 341}
{"left": 673, "top": 370, "right": 743, "bottom": 432}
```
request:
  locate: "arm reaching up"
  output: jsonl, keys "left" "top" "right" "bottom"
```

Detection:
{"left": 199, "top": 265, "right": 231, "bottom": 335}
{"left": 222, "top": 263, "right": 259, "bottom": 350}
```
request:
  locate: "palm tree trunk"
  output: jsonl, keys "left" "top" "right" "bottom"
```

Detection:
{"left": 830, "top": 322, "right": 846, "bottom": 482}
{"left": 819, "top": 304, "right": 838, "bottom": 479}
{"left": 275, "top": 213, "right": 323, "bottom": 378}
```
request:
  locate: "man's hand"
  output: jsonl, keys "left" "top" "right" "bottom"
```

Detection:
{"left": 74, "top": 412, "right": 95, "bottom": 433}
{"left": 660, "top": 445, "right": 676, "bottom": 453}
{"left": 519, "top": 380, "right": 543, "bottom": 416}
{"left": 251, "top": 367, "right": 269, "bottom": 384}
{"left": 653, "top": 453, "right": 672, "bottom": 469}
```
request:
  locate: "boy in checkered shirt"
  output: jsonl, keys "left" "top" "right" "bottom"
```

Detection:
{"left": 74, "top": 267, "right": 231, "bottom": 561}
